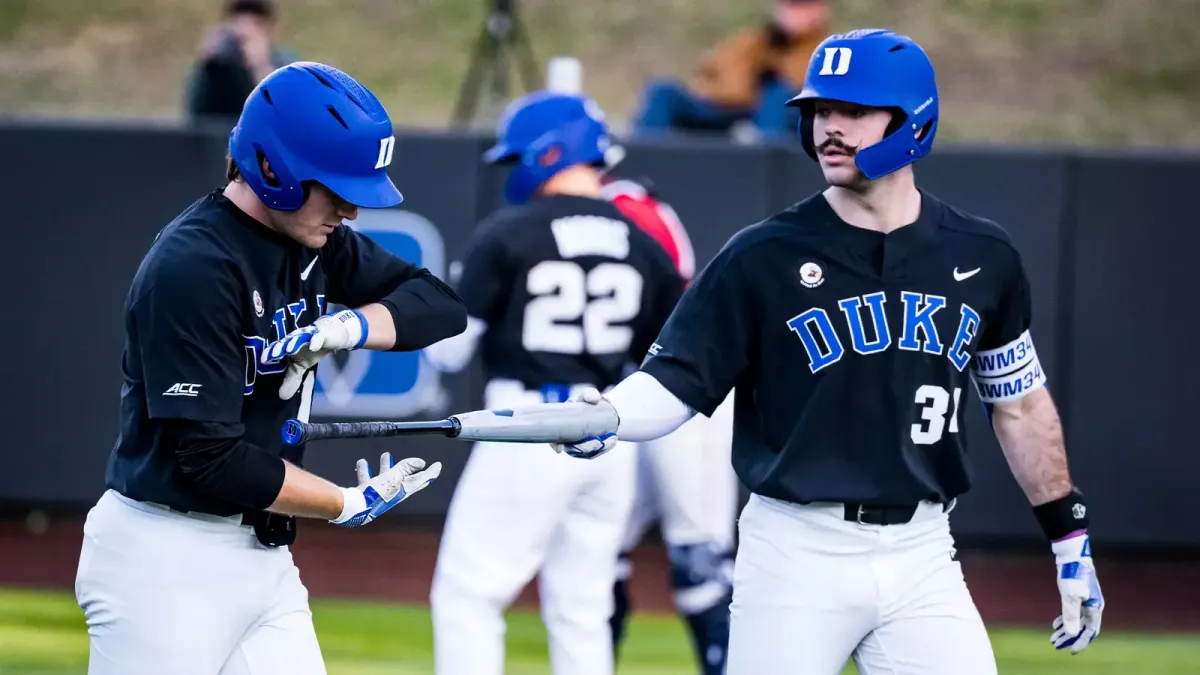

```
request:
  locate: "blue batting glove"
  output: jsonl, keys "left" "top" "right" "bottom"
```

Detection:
{"left": 331, "top": 453, "right": 441, "bottom": 528}
{"left": 1051, "top": 533, "right": 1104, "bottom": 654}
{"left": 262, "top": 309, "right": 368, "bottom": 399}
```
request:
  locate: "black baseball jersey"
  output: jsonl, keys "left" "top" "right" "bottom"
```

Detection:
{"left": 641, "top": 190, "right": 1045, "bottom": 506}
{"left": 457, "top": 194, "right": 685, "bottom": 391}
{"left": 106, "top": 190, "right": 460, "bottom": 516}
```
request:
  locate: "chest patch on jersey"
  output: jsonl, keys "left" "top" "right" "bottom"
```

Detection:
{"left": 798, "top": 261, "right": 825, "bottom": 288}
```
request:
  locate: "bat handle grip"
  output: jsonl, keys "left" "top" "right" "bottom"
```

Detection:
{"left": 281, "top": 419, "right": 309, "bottom": 446}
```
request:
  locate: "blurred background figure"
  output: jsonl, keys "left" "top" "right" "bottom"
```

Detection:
{"left": 631, "top": 0, "right": 829, "bottom": 142}
{"left": 184, "top": 0, "right": 297, "bottom": 128}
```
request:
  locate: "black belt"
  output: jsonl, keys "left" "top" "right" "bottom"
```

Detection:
{"left": 843, "top": 500, "right": 954, "bottom": 526}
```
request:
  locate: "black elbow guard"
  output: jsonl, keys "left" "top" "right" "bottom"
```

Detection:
{"left": 1032, "top": 487, "right": 1090, "bottom": 541}
{"left": 382, "top": 272, "right": 468, "bottom": 351}
{"left": 175, "top": 436, "right": 287, "bottom": 512}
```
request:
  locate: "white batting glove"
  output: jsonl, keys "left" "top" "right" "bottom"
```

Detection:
{"left": 1050, "top": 533, "right": 1105, "bottom": 654}
{"left": 550, "top": 387, "right": 620, "bottom": 459}
{"left": 331, "top": 453, "right": 442, "bottom": 528}
{"left": 262, "top": 309, "right": 368, "bottom": 400}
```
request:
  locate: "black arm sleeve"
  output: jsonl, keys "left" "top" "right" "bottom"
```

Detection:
{"left": 166, "top": 420, "right": 287, "bottom": 511}
{"left": 454, "top": 221, "right": 515, "bottom": 322}
{"left": 639, "top": 233, "right": 757, "bottom": 417}
{"left": 322, "top": 225, "right": 467, "bottom": 351}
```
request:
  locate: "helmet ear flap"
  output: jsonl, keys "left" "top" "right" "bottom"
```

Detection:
{"left": 799, "top": 113, "right": 818, "bottom": 162}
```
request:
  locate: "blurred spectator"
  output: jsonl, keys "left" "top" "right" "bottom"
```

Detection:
{"left": 184, "top": 0, "right": 297, "bottom": 126}
{"left": 632, "top": 0, "right": 829, "bottom": 141}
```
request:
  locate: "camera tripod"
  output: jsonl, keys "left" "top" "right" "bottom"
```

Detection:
{"left": 450, "top": 0, "right": 542, "bottom": 128}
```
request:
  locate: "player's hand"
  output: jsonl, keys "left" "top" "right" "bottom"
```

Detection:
{"left": 550, "top": 386, "right": 620, "bottom": 459}
{"left": 331, "top": 453, "right": 442, "bottom": 528}
{"left": 262, "top": 309, "right": 368, "bottom": 400}
{"left": 1050, "top": 533, "right": 1104, "bottom": 654}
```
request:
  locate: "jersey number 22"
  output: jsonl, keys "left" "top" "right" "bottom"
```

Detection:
{"left": 523, "top": 260, "right": 643, "bottom": 355}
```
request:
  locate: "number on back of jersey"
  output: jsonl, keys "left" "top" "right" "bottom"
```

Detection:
{"left": 523, "top": 260, "right": 643, "bottom": 355}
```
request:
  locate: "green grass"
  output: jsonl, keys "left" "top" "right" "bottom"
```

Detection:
{"left": 0, "top": 0, "right": 1198, "bottom": 146}
{"left": 2, "top": 587, "right": 1198, "bottom": 674}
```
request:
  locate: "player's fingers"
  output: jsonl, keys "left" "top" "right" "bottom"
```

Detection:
{"left": 380, "top": 452, "right": 393, "bottom": 472}
{"left": 355, "top": 458, "right": 371, "bottom": 484}
{"left": 284, "top": 330, "right": 313, "bottom": 355}
{"left": 309, "top": 331, "right": 326, "bottom": 352}
{"left": 396, "top": 457, "right": 426, "bottom": 474}
{"left": 278, "top": 365, "right": 304, "bottom": 400}
{"left": 1060, "top": 599, "right": 1082, "bottom": 638}
{"left": 416, "top": 461, "right": 442, "bottom": 485}
{"left": 263, "top": 338, "right": 288, "bottom": 363}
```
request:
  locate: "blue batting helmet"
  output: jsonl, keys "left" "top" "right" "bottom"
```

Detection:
{"left": 484, "top": 90, "right": 614, "bottom": 205}
{"left": 228, "top": 61, "right": 403, "bottom": 212}
{"left": 787, "top": 29, "right": 939, "bottom": 180}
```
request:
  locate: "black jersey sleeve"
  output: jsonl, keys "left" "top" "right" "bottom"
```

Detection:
{"left": 322, "top": 225, "right": 466, "bottom": 351}
{"left": 639, "top": 232, "right": 757, "bottom": 417}
{"left": 971, "top": 244, "right": 1045, "bottom": 403}
{"left": 978, "top": 246, "right": 1034, "bottom": 351}
{"left": 454, "top": 220, "right": 516, "bottom": 323}
{"left": 135, "top": 253, "right": 246, "bottom": 423}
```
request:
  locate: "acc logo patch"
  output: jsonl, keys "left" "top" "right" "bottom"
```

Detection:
{"left": 311, "top": 209, "right": 449, "bottom": 419}
{"left": 252, "top": 290, "right": 265, "bottom": 317}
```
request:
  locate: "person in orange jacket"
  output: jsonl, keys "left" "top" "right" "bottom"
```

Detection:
{"left": 633, "top": 0, "right": 829, "bottom": 140}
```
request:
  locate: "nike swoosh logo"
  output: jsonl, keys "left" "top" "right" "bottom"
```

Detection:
{"left": 953, "top": 267, "right": 980, "bottom": 281}
{"left": 300, "top": 257, "right": 319, "bottom": 281}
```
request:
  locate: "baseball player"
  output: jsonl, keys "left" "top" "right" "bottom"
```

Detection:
{"left": 489, "top": 30, "right": 1106, "bottom": 674}
{"left": 73, "top": 62, "right": 466, "bottom": 675}
{"left": 422, "top": 91, "right": 685, "bottom": 675}
{"left": 601, "top": 176, "right": 739, "bottom": 675}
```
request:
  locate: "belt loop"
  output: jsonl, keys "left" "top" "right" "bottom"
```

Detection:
{"left": 856, "top": 504, "right": 867, "bottom": 525}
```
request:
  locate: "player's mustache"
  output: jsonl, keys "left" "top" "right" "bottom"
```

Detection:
{"left": 818, "top": 137, "right": 858, "bottom": 156}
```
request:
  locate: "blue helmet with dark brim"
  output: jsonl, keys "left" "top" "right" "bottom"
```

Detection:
{"left": 229, "top": 61, "right": 403, "bottom": 212}
{"left": 787, "top": 29, "right": 939, "bottom": 180}
{"left": 484, "top": 90, "right": 615, "bottom": 205}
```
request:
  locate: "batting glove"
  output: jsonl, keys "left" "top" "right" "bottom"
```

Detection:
{"left": 1050, "top": 533, "right": 1104, "bottom": 654}
{"left": 550, "top": 387, "right": 620, "bottom": 460}
{"left": 331, "top": 453, "right": 442, "bottom": 528}
{"left": 262, "top": 309, "right": 368, "bottom": 400}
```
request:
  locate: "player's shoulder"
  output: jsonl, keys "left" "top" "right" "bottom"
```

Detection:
{"left": 716, "top": 192, "right": 834, "bottom": 260}
{"left": 928, "top": 191, "right": 1020, "bottom": 254}
{"left": 130, "top": 193, "right": 243, "bottom": 304}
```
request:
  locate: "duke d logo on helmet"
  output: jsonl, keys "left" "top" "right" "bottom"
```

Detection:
{"left": 819, "top": 47, "right": 852, "bottom": 76}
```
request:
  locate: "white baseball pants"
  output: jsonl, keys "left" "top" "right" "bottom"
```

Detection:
{"left": 622, "top": 390, "right": 738, "bottom": 554}
{"left": 727, "top": 494, "right": 998, "bottom": 675}
{"left": 430, "top": 379, "right": 636, "bottom": 675}
{"left": 75, "top": 490, "right": 325, "bottom": 675}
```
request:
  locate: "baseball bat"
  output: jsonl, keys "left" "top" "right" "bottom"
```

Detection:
{"left": 280, "top": 401, "right": 619, "bottom": 446}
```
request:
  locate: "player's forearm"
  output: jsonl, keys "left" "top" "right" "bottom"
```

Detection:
{"left": 990, "top": 388, "right": 1074, "bottom": 506}
{"left": 355, "top": 303, "right": 397, "bottom": 350}
{"left": 266, "top": 462, "right": 345, "bottom": 520}
{"left": 606, "top": 371, "right": 696, "bottom": 441}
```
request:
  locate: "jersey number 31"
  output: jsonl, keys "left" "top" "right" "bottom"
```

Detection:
{"left": 523, "top": 261, "right": 643, "bottom": 355}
